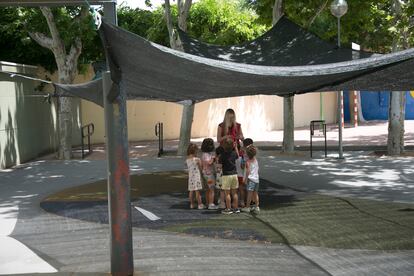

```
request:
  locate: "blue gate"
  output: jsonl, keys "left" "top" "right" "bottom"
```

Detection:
{"left": 344, "top": 91, "right": 414, "bottom": 121}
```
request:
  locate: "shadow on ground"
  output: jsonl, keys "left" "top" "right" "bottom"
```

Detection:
{"left": 40, "top": 171, "right": 414, "bottom": 250}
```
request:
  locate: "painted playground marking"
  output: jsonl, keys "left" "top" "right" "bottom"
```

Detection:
{"left": 134, "top": 206, "right": 161, "bottom": 221}
{"left": 0, "top": 205, "right": 57, "bottom": 275}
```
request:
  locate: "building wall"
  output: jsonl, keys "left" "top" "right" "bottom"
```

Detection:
{"left": 0, "top": 61, "right": 58, "bottom": 169}
{"left": 81, "top": 91, "right": 337, "bottom": 144}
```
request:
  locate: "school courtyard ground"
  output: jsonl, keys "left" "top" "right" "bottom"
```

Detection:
{"left": 0, "top": 121, "right": 413, "bottom": 275}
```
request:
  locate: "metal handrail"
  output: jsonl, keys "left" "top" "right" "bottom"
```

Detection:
{"left": 310, "top": 120, "right": 327, "bottom": 158}
{"left": 81, "top": 123, "right": 95, "bottom": 159}
{"left": 155, "top": 122, "right": 164, "bottom": 157}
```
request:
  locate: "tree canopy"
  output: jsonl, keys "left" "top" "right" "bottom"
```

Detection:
{"left": 0, "top": 0, "right": 413, "bottom": 71}
{"left": 244, "top": 0, "right": 414, "bottom": 53}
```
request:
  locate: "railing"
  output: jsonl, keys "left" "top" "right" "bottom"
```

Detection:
{"left": 81, "top": 123, "right": 95, "bottom": 159}
{"left": 155, "top": 122, "right": 164, "bottom": 157}
{"left": 310, "top": 120, "right": 327, "bottom": 158}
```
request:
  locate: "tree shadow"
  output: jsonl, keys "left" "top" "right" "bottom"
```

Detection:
{"left": 260, "top": 153, "right": 414, "bottom": 203}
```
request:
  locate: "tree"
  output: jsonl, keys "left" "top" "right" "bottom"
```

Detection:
{"left": 270, "top": 0, "right": 295, "bottom": 153}
{"left": 187, "top": 0, "right": 266, "bottom": 44}
{"left": 387, "top": 0, "right": 410, "bottom": 155}
{"left": 0, "top": 7, "right": 100, "bottom": 159}
{"left": 164, "top": 0, "right": 194, "bottom": 156}
{"left": 26, "top": 7, "right": 93, "bottom": 159}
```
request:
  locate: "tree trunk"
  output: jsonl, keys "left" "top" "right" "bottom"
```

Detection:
{"left": 272, "top": 0, "right": 283, "bottom": 25}
{"left": 387, "top": 0, "right": 405, "bottom": 156}
{"left": 165, "top": 0, "right": 194, "bottom": 155}
{"left": 387, "top": 92, "right": 405, "bottom": 155}
{"left": 282, "top": 96, "right": 294, "bottom": 152}
{"left": 357, "top": 91, "right": 366, "bottom": 123}
{"left": 272, "top": 0, "right": 294, "bottom": 152}
{"left": 177, "top": 102, "right": 195, "bottom": 155}
{"left": 29, "top": 7, "right": 86, "bottom": 160}
{"left": 57, "top": 70, "right": 74, "bottom": 159}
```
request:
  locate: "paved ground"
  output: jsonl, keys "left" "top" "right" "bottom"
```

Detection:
{"left": 1, "top": 151, "right": 413, "bottom": 275}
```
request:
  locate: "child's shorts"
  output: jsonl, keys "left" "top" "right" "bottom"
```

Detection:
{"left": 246, "top": 180, "right": 259, "bottom": 192}
{"left": 238, "top": 176, "right": 245, "bottom": 186}
{"left": 215, "top": 175, "right": 222, "bottom": 189}
{"left": 221, "top": 175, "right": 239, "bottom": 190}
{"left": 203, "top": 174, "right": 216, "bottom": 190}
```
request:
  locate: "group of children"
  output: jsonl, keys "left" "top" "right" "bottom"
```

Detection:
{"left": 186, "top": 137, "right": 260, "bottom": 215}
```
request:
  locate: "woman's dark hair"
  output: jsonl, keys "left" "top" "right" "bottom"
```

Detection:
{"left": 187, "top": 143, "right": 198, "bottom": 156}
{"left": 201, "top": 138, "right": 215, "bottom": 152}
{"left": 215, "top": 145, "right": 225, "bottom": 156}
{"left": 246, "top": 145, "right": 257, "bottom": 159}
{"left": 223, "top": 137, "right": 234, "bottom": 152}
{"left": 243, "top": 138, "right": 253, "bottom": 147}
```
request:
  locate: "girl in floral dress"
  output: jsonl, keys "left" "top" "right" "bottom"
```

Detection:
{"left": 186, "top": 143, "right": 205, "bottom": 209}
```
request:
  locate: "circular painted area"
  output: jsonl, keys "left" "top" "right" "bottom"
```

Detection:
{"left": 40, "top": 171, "right": 414, "bottom": 249}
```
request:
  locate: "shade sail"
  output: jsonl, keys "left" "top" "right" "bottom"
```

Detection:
{"left": 178, "top": 17, "right": 375, "bottom": 66}
{"left": 55, "top": 19, "right": 414, "bottom": 106}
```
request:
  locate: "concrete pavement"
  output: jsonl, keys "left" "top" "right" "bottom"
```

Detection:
{"left": 0, "top": 153, "right": 413, "bottom": 275}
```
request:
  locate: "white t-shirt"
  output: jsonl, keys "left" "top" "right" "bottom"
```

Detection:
{"left": 201, "top": 152, "right": 215, "bottom": 175}
{"left": 247, "top": 158, "right": 259, "bottom": 183}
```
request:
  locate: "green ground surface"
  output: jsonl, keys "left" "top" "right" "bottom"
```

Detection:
{"left": 164, "top": 194, "right": 414, "bottom": 250}
{"left": 43, "top": 171, "right": 414, "bottom": 250}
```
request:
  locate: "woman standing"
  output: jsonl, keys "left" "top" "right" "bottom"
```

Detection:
{"left": 217, "top": 109, "right": 245, "bottom": 208}
{"left": 217, "top": 108, "right": 244, "bottom": 146}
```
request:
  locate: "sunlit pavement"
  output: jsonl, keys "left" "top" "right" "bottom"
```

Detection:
{"left": 259, "top": 151, "right": 414, "bottom": 203}
{"left": 0, "top": 152, "right": 413, "bottom": 275}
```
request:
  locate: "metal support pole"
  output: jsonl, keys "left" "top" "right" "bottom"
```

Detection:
{"left": 337, "top": 91, "right": 344, "bottom": 159}
{"left": 337, "top": 17, "right": 341, "bottom": 48}
{"left": 336, "top": 15, "right": 344, "bottom": 159}
{"left": 320, "top": 92, "right": 324, "bottom": 121}
{"left": 103, "top": 71, "right": 134, "bottom": 275}
{"left": 103, "top": 2, "right": 134, "bottom": 275}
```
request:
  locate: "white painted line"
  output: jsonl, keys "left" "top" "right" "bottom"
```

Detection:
{"left": 0, "top": 206, "right": 18, "bottom": 236}
{"left": 0, "top": 237, "right": 57, "bottom": 274}
{"left": 0, "top": 205, "right": 57, "bottom": 274}
{"left": 134, "top": 206, "right": 161, "bottom": 221}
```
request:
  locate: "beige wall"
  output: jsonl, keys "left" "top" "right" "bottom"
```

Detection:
{"left": 0, "top": 61, "right": 58, "bottom": 169}
{"left": 81, "top": 92, "right": 337, "bottom": 144}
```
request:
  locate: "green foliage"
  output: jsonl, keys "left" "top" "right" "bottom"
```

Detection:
{"left": 0, "top": 7, "right": 102, "bottom": 72}
{"left": 0, "top": 8, "right": 55, "bottom": 71}
{"left": 244, "top": 0, "right": 414, "bottom": 53}
{"left": 188, "top": 0, "right": 267, "bottom": 45}
{"left": 118, "top": 0, "right": 267, "bottom": 47}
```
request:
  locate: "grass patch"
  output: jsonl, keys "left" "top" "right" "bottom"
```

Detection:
{"left": 163, "top": 194, "right": 414, "bottom": 250}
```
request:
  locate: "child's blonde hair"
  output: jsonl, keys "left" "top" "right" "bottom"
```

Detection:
{"left": 246, "top": 145, "right": 257, "bottom": 159}
{"left": 187, "top": 143, "right": 198, "bottom": 156}
{"left": 223, "top": 137, "right": 234, "bottom": 153}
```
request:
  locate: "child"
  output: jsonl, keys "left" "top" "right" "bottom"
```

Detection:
{"left": 235, "top": 144, "right": 246, "bottom": 208}
{"left": 236, "top": 138, "right": 254, "bottom": 208}
{"left": 186, "top": 143, "right": 205, "bottom": 210}
{"left": 201, "top": 138, "right": 218, "bottom": 210}
{"left": 242, "top": 145, "right": 260, "bottom": 213}
{"left": 243, "top": 138, "right": 253, "bottom": 149}
{"left": 215, "top": 146, "right": 225, "bottom": 209}
{"left": 219, "top": 137, "right": 240, "bottom": 214}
